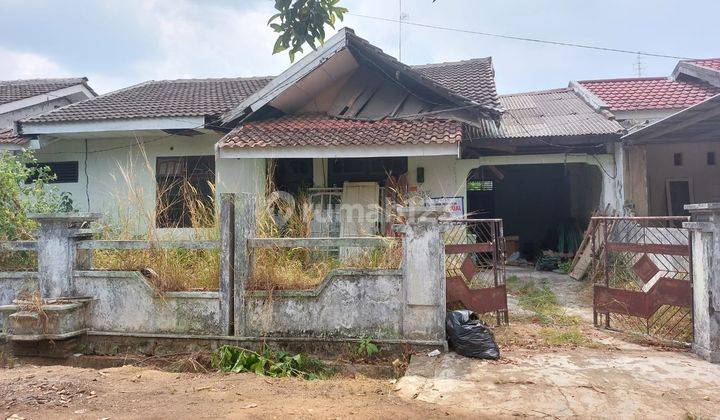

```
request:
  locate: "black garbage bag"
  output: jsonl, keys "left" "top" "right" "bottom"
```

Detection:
{"left": 445, "top": 310, "right": 500, "bottom": 360}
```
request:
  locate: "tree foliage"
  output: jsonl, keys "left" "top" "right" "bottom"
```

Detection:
{"left": 0, "top": 150, "right": 74, "bottom": 239}
{"left": 268, "top": 0, "right": 348, "bottom": 62}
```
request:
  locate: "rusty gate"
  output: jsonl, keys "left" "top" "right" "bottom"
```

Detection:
{"left": 590, "top": 216, "right": 693, "bottom": 342}
{"left": 443, "top": 218, "right": 509, "bottom": 325}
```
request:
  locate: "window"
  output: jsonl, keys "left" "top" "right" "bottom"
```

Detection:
{"left": 155, "top": 156, "right": 215, "bottom": 228}
{"left": 708, "top": 152, "right": 716, "bottom": 166}
{"left": 673, "top": 153, "right": 683, "bottom": 166}
{"left": 27, "top": 161, "right": 78, "bottom": 183}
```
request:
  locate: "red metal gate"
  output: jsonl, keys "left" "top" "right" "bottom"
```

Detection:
{"left": 443, "top": 218, "right": 509, "bottom": 325}
{"left": 590, "top": 216, "right": 693, "bottom": 342}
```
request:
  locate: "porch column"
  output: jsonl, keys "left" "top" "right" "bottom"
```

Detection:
{"left": 28, "top": 213, "right": 101, "bottom": 298}
{"left": 684, "top": 203, "right": 720, "bottom": 363}
{"left": 397, "top": 208, "right": 447, "bottom": 341}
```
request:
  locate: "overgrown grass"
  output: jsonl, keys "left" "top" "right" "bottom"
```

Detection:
{"left": 89, "top": 145, "right": 220, "bottom": 292}
{"left": 0, "top": 251, "right": 37, "bottom": 271}
{"left": 248, "top": 162, "right": 402, "bottom": 290}
{"left": 506, "top": 275, "right": 592, "bottom": 347}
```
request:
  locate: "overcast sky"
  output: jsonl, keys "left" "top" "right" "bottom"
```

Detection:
{"left": 1, "top": 0, "right": 717, "bottom": 95}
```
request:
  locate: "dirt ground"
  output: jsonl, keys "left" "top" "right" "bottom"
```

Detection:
{"left": 1, "top": 268, "right": 716, "bottom": 419}
{"left": 0, "top": 363, "right": 472, "bottom": 419}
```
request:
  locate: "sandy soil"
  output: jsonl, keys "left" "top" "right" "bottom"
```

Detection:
{"left": 0, "top": 363, "right": 473, "bottom": 419}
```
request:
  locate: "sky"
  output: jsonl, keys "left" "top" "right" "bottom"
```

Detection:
{"left": 0, "top": 0, "right": 718, "bottom": 95}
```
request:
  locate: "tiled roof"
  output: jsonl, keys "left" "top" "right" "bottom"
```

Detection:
{"left": 24, "top": 77, "right": 273, "bottom": 123}
{"left": 0, "top": 78, "right": 90, "bottom": 106}
{"left": 413, "top": 58, "right": 499, "bottom": 108}
{"left": 0, "top": 128, "right": 28, "bottom": 145}
{"left": 687, "top": 58, "right": 720, "bottom": 71}
{"left": 576, "top": 77, "right": 720, "bottom": 111}
{"left": 218, "top": 114, "right": 462, "bottom": 149}
{"left": 477, "top": 88, "right": 624, "bottom": 139}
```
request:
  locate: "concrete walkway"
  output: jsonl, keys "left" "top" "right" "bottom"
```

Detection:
{"left": 396, "top": 348, "right": 720, "bottom": 418}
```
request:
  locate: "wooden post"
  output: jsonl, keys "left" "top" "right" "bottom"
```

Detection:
{"left": 219, "top": 193, "right": 235, "bottom": 336}
{"left": 233, "top": 193, "right": 256, "bottom": 336}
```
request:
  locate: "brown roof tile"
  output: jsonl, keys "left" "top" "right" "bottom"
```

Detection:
{"left": 219, "top": 114, "right": 462, "bottom": 149}
{"left": 0, "top": 127, "right": 28, "bottom": 145}
{"left": 0, "top": 78, "right": 90, "bottom": 105}
{"left": 24, "top": 77, "right": 272, "bottom": 123}
{"left": 413, "top": 58, "right": 499, "bottom": 108}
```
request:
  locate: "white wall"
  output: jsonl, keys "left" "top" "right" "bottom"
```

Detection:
{"left": 0, "top": 97, "right": 72, "bottom": 128}
{"left": 35, "top": 132, "right": 264, "bottom": 233}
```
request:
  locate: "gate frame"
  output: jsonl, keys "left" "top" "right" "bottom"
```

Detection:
{"left": 590, "top": 215, "right": 694, "bottom": 341}
{"left": 442, "top": 218, "right": 509, "bottom": 325}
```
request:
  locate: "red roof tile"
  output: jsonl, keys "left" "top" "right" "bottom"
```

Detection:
{"left": 0, "top": 128, "right": 28, "bottom": 146}
{"left": 688, "top": 58, "right": 720, "bottom": 71}
{"left": 219, "top": 114, "right": 462, "bottom": 149}
{"left": 577, "top": 77, "right": 720, "bottom": 111}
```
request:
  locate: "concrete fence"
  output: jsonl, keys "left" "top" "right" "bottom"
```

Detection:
{"left": 0, "top": 193, "right": 448, "bottom": 348}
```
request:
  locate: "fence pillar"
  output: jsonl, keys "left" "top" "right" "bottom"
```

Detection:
{"left": 233, "top": 193, "right": 255, "bottom": 336}
{"left": 219, "top": 194, "right": 235, "bottom": 336}
{"left": 684, "top": 203, "right": 720, "bottom": 363}
{"left": 397, "top": 208, "right": 447, "bottom": 341}
{"left": 28, "top": 213, "right": 101, "bottom": 299}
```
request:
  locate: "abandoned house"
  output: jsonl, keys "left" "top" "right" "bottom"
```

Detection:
{"left": 10, "top": 28, "right": 720, "bottom": 261}
{"left": 0, "top": 78, "right": 96, "bottom": 151}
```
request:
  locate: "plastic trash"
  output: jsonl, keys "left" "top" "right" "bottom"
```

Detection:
{"left": 445, "top": 310, "right": 500, "bottom": 360}
{"left": 427, "top": 349, "right": 441, "bottom": 357}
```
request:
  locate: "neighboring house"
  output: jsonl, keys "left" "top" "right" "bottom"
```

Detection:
{"left": 216, "top": 28, "right": 623, "bottom": 256}
{"left": 18, "top": 77, "right": 272, "bottom": 232}
{"left": 571, "top": 59, "right": 720, "bottom": 216}
{"left": 0, "top": 78, "right": 96, "bottom": 150}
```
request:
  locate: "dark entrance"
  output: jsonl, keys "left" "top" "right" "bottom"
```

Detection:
{"left": 467, "top": 163, "right": 602, "bottom": 261}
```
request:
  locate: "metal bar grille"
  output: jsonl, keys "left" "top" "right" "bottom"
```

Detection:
{"left": 589, "top": 216, "right": 693, "bottom": 343}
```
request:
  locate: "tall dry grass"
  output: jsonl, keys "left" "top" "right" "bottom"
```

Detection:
{"left": 248, "top": 162, "right": 402, "bottom": 290}
{"left": 91, "top": 142, "right": 220, "bottom": 292}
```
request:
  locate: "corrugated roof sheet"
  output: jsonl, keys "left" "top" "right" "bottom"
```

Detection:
{"left": 218, "top": 114, "right": 462, "bottom": 149}
{"left": 413, "top": 58, "right": 499, "bottom": 108}
{"left": 0, "top": 78, "right": 90, "bottom": 106}
{"left": 24, "top": 77, "right": 273, "bottom": 123}
{"left": 474, "top": 88, "right": 623, "bottom": 139}
{"left": 576, "top": 77, "right": 720, "bottom": 111}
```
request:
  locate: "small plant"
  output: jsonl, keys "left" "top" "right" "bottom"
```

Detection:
{"left": 558, "top": 259, "right": 573, "bottom": 274}
{"left": 211, "top": 345, "right": 329, "bottom": 380}
{"left": 356, "top": 337, "right": 379, "bottom": 358}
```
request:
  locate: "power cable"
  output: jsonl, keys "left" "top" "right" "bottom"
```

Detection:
{"left": 348, "top": 12, "right": 694, "bottom": 60}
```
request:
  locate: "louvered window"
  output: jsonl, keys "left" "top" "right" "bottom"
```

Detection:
{"left": 27, "top": 161, "right": 79, "bottom": 183}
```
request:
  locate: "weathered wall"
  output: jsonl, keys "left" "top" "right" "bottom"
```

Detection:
{"left": 0, "top": 272, "right": 37, "bottom": 305}
{"left": 645, "top": 141, "right": 720, "bottom": 216}
{"left": 74, "top": 271, "right": 221, "bottom": 335}
{"left": 0, "top": 273, "right": 38, "bottom": 334}
{"left": 245, "top": 269, "right": 403, "bottom": 338}
{"left": 0, "top": 97, "right": 73, "bottom": 128}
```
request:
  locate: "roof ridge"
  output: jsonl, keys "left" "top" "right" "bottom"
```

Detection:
{"left": 500, "top": 87, "right": 571, "bottom": 97}
{"left": 412, "top": 57, "right": 492, "bottom": 69}
{"left": 578, "top": 76, "right": 668, "bottom": 83}
{"left": 0, "top": 77, "right": 88, "bottom": 85}
{"left": 154, "top": 76, "right": 275, "bottom": 83}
